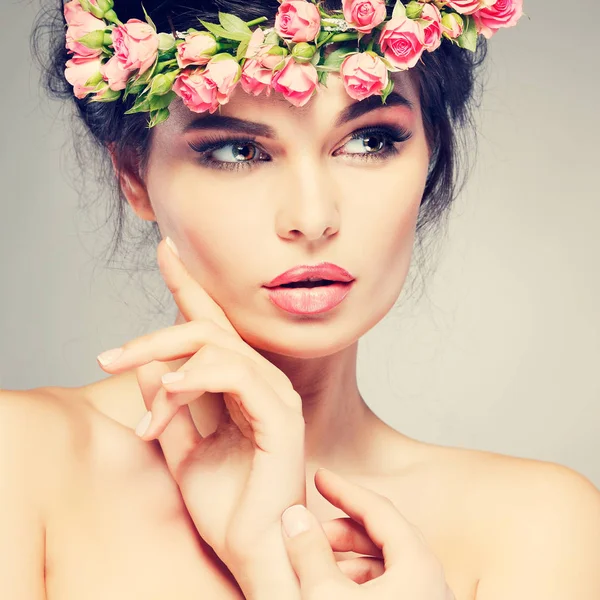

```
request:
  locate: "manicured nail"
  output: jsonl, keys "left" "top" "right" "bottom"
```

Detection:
{"left": 97, "top": 347, "right": 124, "bottom": 367}
{"left": 162, "top": 371, "right": 185, "bottom": 384}
{"left": 165, "top": 236, "right": 180, "bottom": 258}
{"left": 135, "top": 411, "right": 152, "bottom": 438}
{"left": 282, "top": 505, "right": 311, "bottom": 538}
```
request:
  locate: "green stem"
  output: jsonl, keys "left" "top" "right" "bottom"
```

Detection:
{"left": 216, "top": 41, "right": 237, "bottom": 52}
{"left": 329, "top": 32, "right": 359, "bottom": 43}
{"left": 246, "top": 17, "right": 268, "bottom": 28}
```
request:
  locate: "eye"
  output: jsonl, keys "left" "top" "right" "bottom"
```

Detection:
{"left": 187, "top": 124, "right": 412, "bottom": 172}
{"left": 188, "top": 136, "right": 270, "bottom": 172}
{"left": 334, "top": 125, "right": 412, "bottom": 162}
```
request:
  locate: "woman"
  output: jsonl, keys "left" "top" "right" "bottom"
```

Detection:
{"left": 3, "top": 0, "right": 599, "bottom": 598}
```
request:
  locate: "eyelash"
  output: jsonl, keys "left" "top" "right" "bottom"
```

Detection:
{"left": 187, "top": 124, "right": 413, "bottom": 172}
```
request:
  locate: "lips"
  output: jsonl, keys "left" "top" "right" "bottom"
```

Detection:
{"left": 264, "top": 263, "right": 354, "bottom": 288}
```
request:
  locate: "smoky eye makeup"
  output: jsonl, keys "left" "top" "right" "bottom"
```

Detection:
{"left": 186, "top": 122, "right": 413, "bottom": 172}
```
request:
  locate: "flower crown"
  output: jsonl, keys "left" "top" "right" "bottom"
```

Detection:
{"left": 64, "top": 0, "right": 524, "bottom": 128}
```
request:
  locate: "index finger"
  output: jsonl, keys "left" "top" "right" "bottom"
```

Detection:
{"left": 313, "top": 468, "right": 429, "bottom": 570}
{"left": 158, "top": 237, "right": 239, "bottom": 337}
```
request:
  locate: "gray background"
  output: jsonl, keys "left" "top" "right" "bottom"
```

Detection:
{"left": 1, "top": 1, "right": 598, "bottom": 487}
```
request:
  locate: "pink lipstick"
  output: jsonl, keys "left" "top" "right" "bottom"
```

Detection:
{"left": 263, "top": 263, "right": 355, "bottom": 315}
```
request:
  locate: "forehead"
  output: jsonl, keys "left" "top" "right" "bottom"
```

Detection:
{"left": 160, "top": 70, "right": 420, "bottom": 139}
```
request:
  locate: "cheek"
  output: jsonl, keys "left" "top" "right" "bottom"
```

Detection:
{"left": 347, "top": 143, "right": 428, "bottom": 257}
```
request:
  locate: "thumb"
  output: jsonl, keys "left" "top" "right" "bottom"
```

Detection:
{"left": 281, "top": 505, "right": 346, "bottom": 593}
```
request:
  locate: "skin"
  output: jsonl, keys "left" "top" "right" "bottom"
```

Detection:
{"left": 118, "top": 69, "right": 430, "bottom": 475}
{"left": 2, "top": 67, "right": 600, "bottom": 600}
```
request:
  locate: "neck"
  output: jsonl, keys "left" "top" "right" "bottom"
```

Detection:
{"left": 255, "top": 341, "right": 385, "bottom": 474}
{"left": 97, "top": 312, "right": 401, "bottom": 477}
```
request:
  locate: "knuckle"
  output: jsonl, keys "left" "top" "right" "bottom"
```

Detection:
{"left": 196, "top": 343, "right": 222, "bottom": 362}
{"left": 227, "top": 360, "right": 257, "bottom": 386}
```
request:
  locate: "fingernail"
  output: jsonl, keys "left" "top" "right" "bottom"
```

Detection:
{"left": 97, "top": 347, "right": 124, "bottom": 367}
{"left": 165, "top": 236, "right": 180, "bottom": 258}
{"left": 282, "top": 505, "right": 311, "bottom": 538}
{"left": 162, "top": 371, "right": 185, "bottom": 384}
{"left": 135, "top": 411, "right": 152, "bottom": 438}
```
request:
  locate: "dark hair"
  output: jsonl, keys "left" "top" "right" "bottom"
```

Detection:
{"left": 31, "top": 0, "right": 488, "bottom": 304}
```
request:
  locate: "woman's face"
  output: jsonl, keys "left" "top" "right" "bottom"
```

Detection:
{"left": 136, "top": 71, "right": 430, "bottom": 358}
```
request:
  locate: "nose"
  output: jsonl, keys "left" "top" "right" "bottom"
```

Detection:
{"left": 274, "top": 155, "right": 341, "bottom": 242}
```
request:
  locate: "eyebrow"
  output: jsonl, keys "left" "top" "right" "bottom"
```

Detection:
{"left": 182, "top": 91, "right": 414, "bottom": 138}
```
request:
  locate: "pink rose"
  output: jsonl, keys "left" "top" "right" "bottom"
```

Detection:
{"left": 203, "top": 57, "right": 242, "bottom": 105}
{"left": 176, "top": 32, "right": 218, "bottom": 69}
{"left": 271, "top": 57, "right": 319, "bottom": 107}
{"left": 240, "top": 29, "right": 280, "bottom": 96}
{"left": 419, "top": 3, "right": 442, "bottom": 52}
{"left": 101, "top": 54, "right": 132, "bottom": 90}
{"left": 342, "top": 0, "right": 387, "bottom": 34}
{"left": 379, "top": 16, "right": 425, "bottom": 71}
{"left": 445, "top": 0, "right": 485, "bottom": 15}
{"left": 245, "top": 28, "right": 273, "bottom": 61}
{"left": 64, "top": 0, "right": 106, "bottom": 58}
{"left": 275, "top": 0, "right": 321, "bottom": 43}
{"left": 241, "top": 58, "right": 274, "bottom": 96}
{"left": 473, "top": 0, "right": 523, "bottom": 39}
{"left": 440, "top": 12, "right": 464, "bottom": 39}
{"left": 173, "top": 69, "right": 219, "bottom": 114}
{"left": 111, "top": 19, "right": 159, "bottom": 76}
{"left": 64, "top": 55, "right": 103, "bottom": 98}
{"left": 340, "top": 52, "right": 389, "bottom": 101}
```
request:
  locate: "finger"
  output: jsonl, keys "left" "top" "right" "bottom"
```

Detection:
{"left": 158, "top": 238, "right": 238, "bottom": 336}
{"left": 336, "top": 556, "right": 385, "bottom": 584}
{"left": 321, "top": 517, "right": 383, "bottom": 557}
{"left": 97, "top": 319, "right": 240, "bottom": 374}
{"left": 313, "top": 468, "right": 425, "bottom": 570}
{"left": 281, "top": 505, "right": 350, "bottom": 594}
{"left": 139, "top": 350, "right": 298, "bottom": 450}
{"left": 136, "top": 361, "right": 202, "bottom": 476}
{"left": 97, "top": 301, "right": 298, "bottom": 408}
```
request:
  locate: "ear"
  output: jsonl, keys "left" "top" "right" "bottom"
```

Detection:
{"left": 108, "top": 144, "right": 156, "bottom": 222}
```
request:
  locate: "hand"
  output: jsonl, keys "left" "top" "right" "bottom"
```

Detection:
{"left": 97, "top": 238, "right": 306, "bottom": 598}
{"left": 281, "top": 468, "right": 456, "bottom": 600}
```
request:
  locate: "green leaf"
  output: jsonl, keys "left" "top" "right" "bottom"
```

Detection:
{"left": 218, "top": 12, "right": 252, "bottom": 36}
{"left": 236, "top": 38, "right": 250, "bottom": 61}
{"left": 140, "top": 3, "right": 157, "bottom": 32}
{"left": 150, "top": 90, "right": 176, "bottom": 111}
{"left": 124, "top": 94, "right": 152, "bottom": 114}
{"left": 199, "top": 19, "right": 249, "bottom": 42}
{"left": 90, "top": 87, "right": 121, "bottom": 103}
{"left": 147, "top": 108, "right": 170, "bottom": 129}
{"left": 84, "top": 71, "right": 104, "bottom": 88}
{"left": 76, "top": 30, "right": 107, "bottom": 49}
{"left": 456, "top": 15, "right": 477, "bottom": 52}
{"left": 317, "top": 70, "right": 330, "bottom": 87}
{"left": 310, "top": 47, "right": 321, "bottom": 67}
{"left": 123, "top": 82, "right": 145, "bottom": 101}
{"left": 316, "top": 31, "right": 334, "bottom": 48}
{"left": 264, "top": 30, "right": 280, "bottom": 46}
{"left": 380, "top": 78, "right": 394, "bottom": 104}
{"left": 391, "top": 0, "right": 406, "bottom": 20}
{"left": 322, "top": 46, "right": 356, "bottom": 70}
{"left": 134, "top": 54, "right": 160, "bottom": 86}
{"left": 199, "top": 19, "right": 227, "bottom": 38}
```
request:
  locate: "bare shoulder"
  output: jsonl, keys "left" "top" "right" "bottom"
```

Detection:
{"left": 0, "top": 387, "right": 91, "bottom": 509}
{"left": 429, "top": 444, "right": 600, "bottom": 599}
{"left": 0, "top": 386, "right": 96, "bottom": 598}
